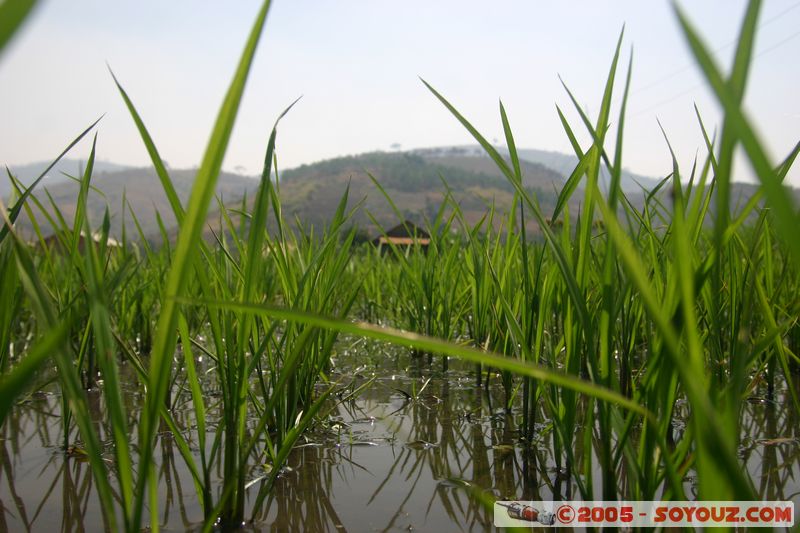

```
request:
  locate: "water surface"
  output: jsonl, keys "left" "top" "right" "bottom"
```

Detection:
{"left": 1, "top": 342, "right": 798, "bottom": 531}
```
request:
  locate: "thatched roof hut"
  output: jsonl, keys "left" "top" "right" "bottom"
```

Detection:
{"left": 371, "top": 221, "right": 430, "bottom": 250}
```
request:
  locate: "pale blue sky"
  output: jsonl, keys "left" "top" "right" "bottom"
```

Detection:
{"left": 1, "top": 1, "right": 798, "bottom": 183}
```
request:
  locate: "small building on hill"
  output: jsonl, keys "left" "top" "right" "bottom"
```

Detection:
{"left": 371, "top": 221, "right": 430, "bottom": 251}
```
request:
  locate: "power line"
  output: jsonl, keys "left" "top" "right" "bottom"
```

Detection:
{"left": 755, "top": 25, "right": 800, "bottom": 55}
{"left": 633, "top": 1, "right": 800, "bottom": 94}
{"left": 632, "top": 83, "right": 704, "bottom": 117}
{"left": 632, "top": 13, "right": 800, "bottom": 117}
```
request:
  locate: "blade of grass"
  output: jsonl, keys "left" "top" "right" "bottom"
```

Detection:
{"left": 135, "top": 1, "right": 274, "bottom": 529}
{"left": 0, "top": 117, "right": 101, "bottom": 244}
{"left": 0, "top": 0, "right": 38, "bottom": 54}
{"left": 0, "top": 199, "right": 120, "bottom": 529}
{"left": 109, "top": 68, "right": 184, "bottom": 224}
{"left": 179, "top": 297, "right": 650, "bottom": 418}
{"left": 0, "top": 318, "right": 71, "bottom": 425}
{"left": 674, "top": 0, "right": 800, "bottom": 264}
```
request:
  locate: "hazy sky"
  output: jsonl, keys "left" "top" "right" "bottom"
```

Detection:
{"left": 1, "top": 1, "right": 798, "bottom": 184}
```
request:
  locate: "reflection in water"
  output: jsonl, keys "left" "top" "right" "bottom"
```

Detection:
{"left": 0, "top": 351, "right": 798, "bottom": 531}
{"left": 251, "top": 367, "right": 521, "bottom": 532}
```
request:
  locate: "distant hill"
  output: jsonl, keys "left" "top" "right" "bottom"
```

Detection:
{"left": 12, "top": 146, "right": 794, "bottom": 246}
{"left": 1, "top": 158, "right": 135, "bottom": 198}
{"left": 0, "top": 149, "right": 665, "bottom": 245}
{"left": 13, "top": 166, "right": 258, "bottom": 242}
{"left": 269, "top": 151, "right": 567, "bottom": 236}
{"left": 412, "top": 145, "right": 662, "bottom": 192}
{"left": 516, "top": 147, "right": 662, "bottom": 192}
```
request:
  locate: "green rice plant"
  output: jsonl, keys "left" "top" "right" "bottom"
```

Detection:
{"left": 195, "top": 298, "right": 652, "bottom": 413}
{"left": 116, "top": 2, "right": 277, "bottom": 528}
{"left": 0, "top": 214, "right": 72, "bottom": 427}
{"left": 200, "top": 291, "right": 672, "bottom": 518}
{"left": 0, "top": 0, "right": 37, "bottom": 59}
{"left": 2, "top": 0, "right": 799, "bottom": 526}
{"left": 353, "top": 243, "right": 403, "bottom": 324}
{"left": 107, "top": 8, "right": 365, "bottom": 527}
{"left": 457, "top": 204, "right": 500, "bottom": 367}
{"left": 1, "top": 196, "right": 123, "bottom": 529}
{"left": 418, "top": 69, "right": 621, "bottom": 498}
{"left": 0, "top": 233, "right": 22, "bottom": 376}
{"left": 447, "top": 192, "right": 546, "bottom": 416}
{"left": 8, "top": 143, "right": 103, "bottom": 443}
{"left": 14, "top": 140, "right": 178, "bottom": 528}
{"left": 0, "top": 117, "right": 100, "bottom": 246}
{"left": 366, "top": 179, "right": 469, "bottom": 370}
{"left": 2, "top": 0, "right": 285, "bottom": 529}
{"left": 357, "top": 0, "right": 799, "bottom": 503}
{"left": 191, "top": 170, "right": 360, "bottom": 529}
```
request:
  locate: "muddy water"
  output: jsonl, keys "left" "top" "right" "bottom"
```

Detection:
{"left": 0, "top": 344, "right": 798, "bottom": 532}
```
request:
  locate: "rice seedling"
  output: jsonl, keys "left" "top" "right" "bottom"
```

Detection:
{"left": 409, "top": 0, "right": 798, "bottom": 504}
{"left": 108, "top": 6, "right": 363, "bottom": 529}
{"left": 219, "top": 0, "right": 798, "bottom": 507}
{"left": 363, "top": 180, "right": 469, "bottom": 368}
{"left": 1, "top": 0, "right": 799, "bottom": 529}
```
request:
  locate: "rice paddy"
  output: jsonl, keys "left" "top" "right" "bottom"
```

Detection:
{"left": 1, "top": 0, "right": 799, "bottom": 531}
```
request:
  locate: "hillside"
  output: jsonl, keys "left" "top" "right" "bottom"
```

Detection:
{"left": 263, "top": 151, "right": 567, "bottom": 237}
{"left": 11, "top": 151, "right": 570, "bottom": 244}
{"left": 1, "top": 158, "right": 135, "bottom": 198}
{"left": 13, "top": 166, "right": 258, "bottom": 241}
{"left": 20, "top": 147, "right": 780, "bottom": 245}
{"left": 413, "top": 145, "right": 661, "bottom": 192}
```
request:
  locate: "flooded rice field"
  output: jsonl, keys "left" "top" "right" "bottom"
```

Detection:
{"left": 4, "top": 0, "right": 800, "bottom": 530}
{"left": 1, "top": 339, "right": 798, "bottom": 532}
